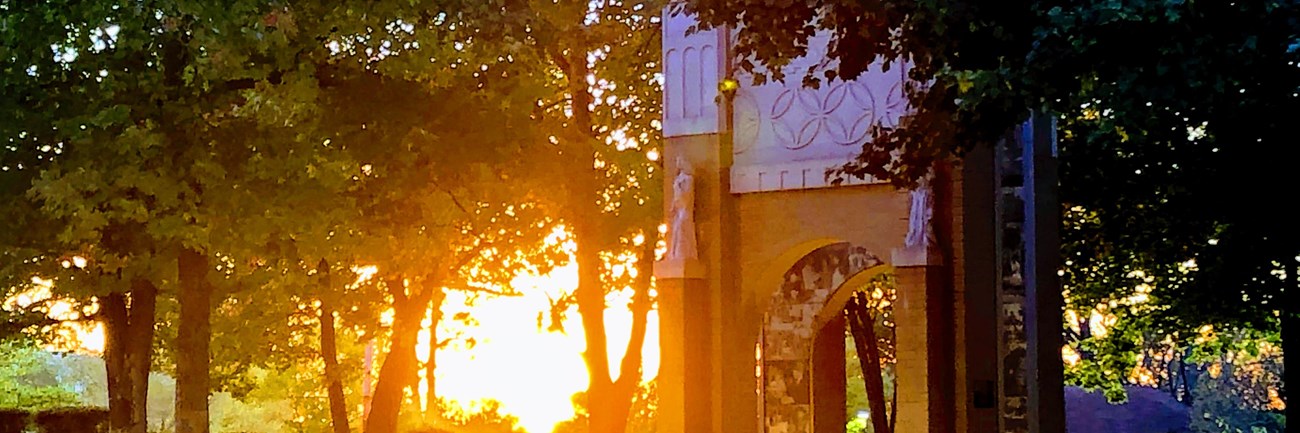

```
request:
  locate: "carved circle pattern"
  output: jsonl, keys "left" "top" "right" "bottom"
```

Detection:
{"left": 769, "top": 82, "right": 880, "bottom": 150}
{"left": 880, "top": 80, "right": 907, "bottom": 128}
{"left": 733, "top": 92, "right": 762, "bottom": 155}
{"left": 845, "top": 81, "right": 878, "bottom": 146}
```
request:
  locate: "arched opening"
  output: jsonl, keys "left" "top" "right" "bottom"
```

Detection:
{"left": 758, "top": 242, "right": 899, "bottom": 433}
{"left": 823, "top": 273, "right": 898, "bottom": 433}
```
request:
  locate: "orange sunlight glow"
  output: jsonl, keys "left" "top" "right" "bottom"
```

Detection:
{"left": 10, "top": 255, "right": 658, "bottom": 433}
{"left": 415, "top": 262, "right": 660, "bottom": 433}
{"left": 2, "top": 276, "right": 105, "bottom": 354}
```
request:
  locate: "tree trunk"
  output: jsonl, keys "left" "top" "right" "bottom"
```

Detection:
{"left": 583, "top": 236, "right": 654, "bottom": 433}
{"left": 175, "top": 249, "right": 211, "bottom": 433}
{"left": 365, "top": 278, "right": 434, "bottom": 433}
{"left": 1283, "top": 256, "right": 1297, "bottom": 433}
{"left": 848, "top": 294, "right": 891, "bottom": 433}
{"left": 574, "top": 229, "right": 625, "bottom": 433}
{"left": 588, "top": 382, "right": 636, "bottom": 433}
{"left": 102, "top": 292, "right": 131, "bottom": 433}
{"left": 553, "top": 16, "right": 652, "bottom": 427}
{"left": 363, "top": 341, "right": 375, "bottom": 419}
{"left": 889, "top": 375, "right": 897, "bottom": 433}
{"left": 103, "top": 277, "right": 159, "bottom": 433}
{"left": 126, "top": 278, "right": 158, "bottom": 433}
{"left": 424, "top": 289, "right": 446, "bottom": 416}
{"left": 318, "top": 260, "right": 350, "bottom": 433}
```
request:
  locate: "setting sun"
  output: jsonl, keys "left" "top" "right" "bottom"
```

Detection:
{"left": 414, "top": 262, "right": 659, "bottom": 433}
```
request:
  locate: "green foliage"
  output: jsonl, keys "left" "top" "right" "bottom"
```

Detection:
{"left": 226, "top": 366, "right": 346, "bottom": 433}
{"left": 846, "top": 417, "right": 868, "bottom": 433}
{"left": 0, "top": 407, "right": 108, "bottom": 433}
{"left": 3, "top": 2, "right": 664, "bottom": 433}
{"left": 208, "top": 391, "right": 291, "bottom": 433}
{"left": 845, "top": 335, "right": 895, "bottom": 433}
{"left": 0, "top": 341, "right": 81, "bottom": 410}
{"left": 1191, "top": 370, "right": 1286, "bottom": 433}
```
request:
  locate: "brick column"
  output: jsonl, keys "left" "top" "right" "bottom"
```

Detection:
{"left": 892, "top": 247, "right": 946, "bottom": 433}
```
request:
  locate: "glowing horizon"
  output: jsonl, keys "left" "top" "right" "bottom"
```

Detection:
{"left": 418, "top": 261, "right": 659, "bottom": 433}
{"left": 30, "top": 261, "right": 659, "bottom": 433}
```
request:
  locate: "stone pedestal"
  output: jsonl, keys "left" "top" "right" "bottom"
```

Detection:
{"left": 656, "top": 259, "right": 712, "bottom": 433}
{"left": 655, "top": 258, "right": 707, "bottom": 280}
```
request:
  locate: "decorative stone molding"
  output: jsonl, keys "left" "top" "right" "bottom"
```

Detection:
{"left": 730, "top": 158, "right": 885, "bottom": 194}
{"left": 662, "top": 9, "right": 724, "bottom": 138}
{"left": 728, "top": 28, "right": 910, "bottom": 194}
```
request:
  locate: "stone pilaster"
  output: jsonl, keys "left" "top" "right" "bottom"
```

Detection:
{"left": 892, "top": 246, "right": 945, "bottom": 433}
{"left": 812, "top": 314, "right": 847, "bottom": 433}
{"left": 661, "top": 4, "right": 733, "bottom": 433}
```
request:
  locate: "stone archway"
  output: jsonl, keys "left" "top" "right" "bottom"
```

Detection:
{"left": 760, "top": 242, "right": 890, "bottom": 433}
{"left": 656, "top": 6, "right": 1066, "bottom": 433}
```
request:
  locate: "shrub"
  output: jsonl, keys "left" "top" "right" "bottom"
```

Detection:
{"left": 32, "top": 407, "right": 108, "bottom": 433}
{"left": 0, "top": 409, "right": 30, "bottom": 433}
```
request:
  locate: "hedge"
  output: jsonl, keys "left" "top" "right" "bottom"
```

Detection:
{"left": 0, "top": 407, "right": 108, "bottom": 433}
{"left": 33, "top": 407, "right": 108, "bottom": 433}
{"left": 0, "top": 409, "right": 28, "bottom": 433}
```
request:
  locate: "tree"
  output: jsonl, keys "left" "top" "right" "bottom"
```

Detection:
{"left": 303, "top": 40, "right": 561, "bottom": 433}
{"left": 845, "top": 275, "right": 898, "bottom": 433}
{"left": 1190, "top": 337, "right": 1287, "bottom": 433}
{"left": 2, "top": 4, "right": 362, "bottom": 433}
{"left": 681, "top": 1, "right": 1300, "bottom": 427}
{"left": 6, "top": 4, "right": 665, "bottom": 433}
{"left": 316, "top": 261, "right": 352, "bottom": 433}
{"left": 1, "top": 3, "right": 200, "bottom": 430}
{"left": 427, "top": 3, "right": 666, "bottom": 431}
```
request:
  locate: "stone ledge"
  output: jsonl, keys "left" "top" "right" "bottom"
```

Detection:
{"left": 730, "top": 158, "right": 886, "bottom": 194}
{"left": 892, "top": 246, "right": 943, "bottom": 267}
{"left": 654, "top": 258, "right": 707, "bottom": 279}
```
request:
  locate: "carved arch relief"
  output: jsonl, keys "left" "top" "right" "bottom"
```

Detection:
{"left": 728, "top": 63, "right": 906, "bottom": 194}
{"left": 728, "top": 29, "right": 910, "bottom": 194}
{"left": 761, "top": 242, "right": 887, "bottom": 433}
{"left": 662, "top": 10, "right": 722, "bottom": 138}
{"left": 730, "top": 32, "right": 910, "bottom": 166}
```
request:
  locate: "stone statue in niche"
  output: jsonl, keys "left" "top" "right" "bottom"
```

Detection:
{"left": 904, "top": 176, "right": 935, "bottom": 249}
{"left": 667, "top": 157, "right": 699, "bottom": 260}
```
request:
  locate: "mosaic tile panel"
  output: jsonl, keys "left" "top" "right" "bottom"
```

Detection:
{"left": 762, "top": 243, "right": 884, "bottom": 433}
{"left": 996, "top": 128, "right": 1029, "bottom": 433}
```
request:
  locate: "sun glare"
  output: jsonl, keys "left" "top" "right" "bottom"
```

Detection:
{"left": 416, "top": 262, "right": 660, "bottom": 433}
